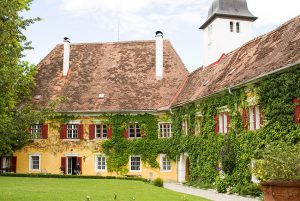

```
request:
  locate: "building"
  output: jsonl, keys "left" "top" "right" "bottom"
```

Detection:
{"left": 1, "top": 0, "right": 299, "bottom": 184}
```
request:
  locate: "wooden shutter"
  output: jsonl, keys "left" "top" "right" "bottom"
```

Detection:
{"left": 60, "top": 124, "right": 67, "bottom": 139}
{"left": 42, "top": 124, "right": 48, "bottom": 139}
{"left": 78, "top": 124, "right": 84, "bottom": 139}
{"left": 12, "top": 157, "right": 17, "bottom": 173}
{"left": 214, "top": 115, "right": 219, "bottom": 134}
{"left": 123, "top": 129, "right": 129, "bottom": 138}
{"left": 107, "top": 124, "right": 112, "bottom": 139}
{"left": 293, "top": 98, "right": 300, "bottom": 124}
{"left": 61, "top": 157, "right": 66, "bottom": 174}
{"left": 89, "top": 124, "right": 95, "bottom": 140}
{"left": 259, "top": 110, "right": 263, "bottom": 127}
{"left": 226, "top": 112, "right": 230, "bottom": 132}
{"left": 242, "top": 109, "right": 248, "bottom": 130}
{"left": 77, "top": 157, "right": 82, "bottom": 175}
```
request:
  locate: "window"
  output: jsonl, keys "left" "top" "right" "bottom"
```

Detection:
{"left": 29, "top": 155, "right": 40, "bottom": 171}
{"left": 31, "top": 124, "right": 42, "bottom": 139}
{"left": 67, "top": 124, "right": 78, "bottom": 139}
{"left": 195, "top": 113, "right": 203, "bottom": 135}
{"left": 182, "top": 119, "right": 188, "bottom": 135}
{"left": 95, "top": 125, "right": 107, "bottom": 139}
{"left": 161, "top": 154, "right": 171, "bottom": 171}
{"left": 236, "top": 22, "right": 240, "bottom": 33}
{"left": 230, "top": 21, "right": 234, "bottom": 32}
{"left": 249, "top": 105, "right": 261, "bottom": 130}
{"left": 96, "top": 155, "right": 106, "bottom": 171}
{"left": 130, "top": 156, "right": 141, "bottom": 172}
{"left": 129, "top": 123, "right": 141, "bottom": 139}
{"left": 219, "top": 112, "right": 229, "bottom": 133}
{"left": 159, "top": 123, "right": 172, "bottom": 138}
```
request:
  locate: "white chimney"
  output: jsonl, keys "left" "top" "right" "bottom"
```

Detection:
{"left": 155, "top": 31, "right": 163, "bottom": 80}
{"left": 63, "top": 37, "right": 70, "bottom": 76}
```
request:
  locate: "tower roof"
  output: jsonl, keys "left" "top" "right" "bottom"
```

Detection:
{"left": 200, "top": 0, "right": 257, "bottom": 29}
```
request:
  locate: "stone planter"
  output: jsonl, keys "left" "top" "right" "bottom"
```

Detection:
{"left": 261, "top": 180, "right": 300, "bottom": 201}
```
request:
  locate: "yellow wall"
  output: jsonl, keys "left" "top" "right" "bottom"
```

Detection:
{"left": 14, "top": 116, "right": 178, "bottom": 182}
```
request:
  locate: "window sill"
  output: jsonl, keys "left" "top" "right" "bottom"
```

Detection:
{"left": 93, "top": 138, "right": 108, "bottom": 141}
{"left": 160, "top": 170, "right": 172, "bottom": 173}
{"left": 96, "top": 169, "right": 107, "bottom": 173}
{"left": 129, "top": 170, "right": 142, "bottom": 173}
{"left": 62, "top": 139, "right": 81, "bottom": 142}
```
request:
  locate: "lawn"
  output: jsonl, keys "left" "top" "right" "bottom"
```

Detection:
{"left": 0, "top": 177, "right": 210, "bottom": 201}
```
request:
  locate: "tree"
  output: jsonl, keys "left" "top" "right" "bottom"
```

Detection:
{"left": 0, "top": 0, "right": 41, "bottom": 155}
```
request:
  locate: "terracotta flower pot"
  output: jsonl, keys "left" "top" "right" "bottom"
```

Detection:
{"left": 261, "top": 180, "right": 300, "bottom": 201}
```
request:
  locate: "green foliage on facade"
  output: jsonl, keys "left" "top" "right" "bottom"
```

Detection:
{"left": 102, "top": 65, "right": 300, "bottom": 195}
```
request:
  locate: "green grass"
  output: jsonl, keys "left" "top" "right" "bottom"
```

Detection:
{"left": 0, "top": 177, "right": 211, "bottom": 201}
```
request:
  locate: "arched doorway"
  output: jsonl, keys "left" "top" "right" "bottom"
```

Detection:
{"left": 178, "top": 153, "right": 189, "bottom": 183}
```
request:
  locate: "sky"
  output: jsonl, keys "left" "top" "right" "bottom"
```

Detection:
{"left": 23, "top": 0, "right": 300, "bottom": 72}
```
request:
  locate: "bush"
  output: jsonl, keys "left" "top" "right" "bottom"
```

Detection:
{"left": 153, "top": 178, "right": 163, "bottom": 187}
{"left": 215, "top": 176, "right": 229, "bottom": 193}
{"left": 253, "top": 143, "right": 300, "bottom": 182}
{"left": 233, "top": 183, "right": 262, "bottom": 197}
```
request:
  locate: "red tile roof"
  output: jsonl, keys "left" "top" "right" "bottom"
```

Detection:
{"left": 33, "top": 40, "right": 189, "bottom": 112}
{"left": 173, "top": 15, "right": 300, "bottom": 106}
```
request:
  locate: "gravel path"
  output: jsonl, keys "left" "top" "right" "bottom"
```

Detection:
{"left": 164, "top": 182, "right": 259, "bottom": 201}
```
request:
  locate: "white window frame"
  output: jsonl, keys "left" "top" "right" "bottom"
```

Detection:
{"left": 218, "top": 112, "right": 228, "bottom": 134}
{"left": 160, "top": 154, "right": 171, "bottom": 172}
{"left": 31, "top": 124, "right": 42, "bottom": 139}
{"left": 158, "top": 123, "right": 172, "bottom": 138}
{"left": 95, "top": 154, "right": 107, "bottom": 172}
{"left": 249, "top": 105, "right": 261, "bottom": 131}
{"left": 95, "top": 124, "right": 108, "bottom": 139}
{"left": 129, "top": 155, "right": 142, "bottom": 172}
{"left": 67, "top": 124, "right": 78, "bottom": 139}
{"left": 182, "top": 119, "right": 188, "bottom": 135}
{"left": 129, "top": 123, "right": 141, "bottom": 139}
{"left": 29, "top": 154, "right": 41, "bottom": 171}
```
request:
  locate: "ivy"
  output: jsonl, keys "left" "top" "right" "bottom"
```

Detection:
{"left": 100, "top": 65, "right": 300, "bottom": 194}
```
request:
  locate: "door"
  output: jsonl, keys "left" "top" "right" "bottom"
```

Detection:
{"left": 67, "top": 157, "right": 78, "bottom": 175}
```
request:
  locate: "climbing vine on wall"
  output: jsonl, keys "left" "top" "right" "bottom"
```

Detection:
{"left": 101, "top": 64, "right": 300, "bottom": 193}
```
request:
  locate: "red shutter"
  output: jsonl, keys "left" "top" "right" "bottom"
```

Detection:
{"left": 242, "top": 109, "right": 248, "bottom": 130}
{"left": 77, "top": 157, "right": 82, "bottom": 175}
{"left": 28, "top": 126, "right": 32, "bottom": 134}
{"left": 61, "top": 157, "right": 66, "bottom": 174}
{"left": 0, "top": 157, "right": 3, "bottom": 169}
{"left": 60, "top": 124, "right": 67, "bottom": 139}
{"left": 293, "top": 98, "right": 300, "bottom": 124}
{"left": 259, "top": 110, "right": 263, "bottom": 127}
{"left": 42, "top": 124, "right": 48, "bottom": 139}
{"left": 214, "top": 115, "right": 219, "bottom": 134}
{"left": 78, "top": 124, "right": 84, "bottom": 139}
{"left": 107, "top": 124, "right": 112, "bottom": 139}
{"left": 226, "top": 112, "right": 230, "bottom": 132}
{"left": 123, "top": 129, "right": 129, "bottom": 138}
{"left": 12, "top": 157, "right": 17, "bottom": 173}
{"left": 89, "top": 124, "right": 95, "bottom": 140}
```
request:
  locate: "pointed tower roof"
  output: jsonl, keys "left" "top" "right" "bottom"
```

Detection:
{"left": 200, "top": 0, "right": 257, "bottom": 29}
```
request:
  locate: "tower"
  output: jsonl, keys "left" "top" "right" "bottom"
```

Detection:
{"left": 200, "top": 0, "right": 257, "bottom": 67}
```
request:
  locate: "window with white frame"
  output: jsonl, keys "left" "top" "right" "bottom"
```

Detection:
{"left": 219, "top": 112, "right": 228, "bottom": 134}
{"left": 159, "top": 123, "right": 172, "bottom": 138}
{"left": 67, "top": 124, "right": 78, "bottom": 139}
{"left": 182, "top": 119, "right": 188, "bottom": 135}
{"left": 161, "top": 154, "right": 171, "bottom": 171}
{"left": 129, "top": 123, "right": 141, "bottom": 139}
{"left": 31, "top": 124, "right": 42, "bottom": 139}
{"left": 130, "top": 155, "right": 141, "bottom": 172}
{"left": 230, "top": 21, "right": 234, "bottom": 32}
{"left": 236, "top": 22, "right": 240, "bottom": 33}
{"left": 249, "top": 105, "right": 261, "bottom": 130}
{"left": 95, "top": 125, "right": 107, "bottom": 139}
{"left": 96, "top": 155, "right": 106, "bottom": 171}
{"left": 29, "top": 155, "right": 40, "bottom": 170}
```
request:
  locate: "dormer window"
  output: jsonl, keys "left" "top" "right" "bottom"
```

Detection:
{"left": 230, "top": 21, "right": 234, "bottom": 32}
{"left": 236, "top": 22, "right": 240, "bottom": 33}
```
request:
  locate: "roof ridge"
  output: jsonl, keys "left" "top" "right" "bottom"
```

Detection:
{"left": 59, "top": 39, "right": 171, "bottom": 46}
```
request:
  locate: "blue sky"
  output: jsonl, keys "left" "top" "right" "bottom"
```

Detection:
{"left": 23, "top": 0, "right": 300, "bottom": 72}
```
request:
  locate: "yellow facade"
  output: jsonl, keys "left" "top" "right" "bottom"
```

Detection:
{"left": 14, "top": 117, "right": 178, "bottom": 182}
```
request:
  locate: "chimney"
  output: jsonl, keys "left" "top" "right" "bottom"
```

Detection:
{"left": 63, "top": 37, "right": 70, "bottom": 76}
{"left": 155, "top": 31, "right": 163, "bottom": 80}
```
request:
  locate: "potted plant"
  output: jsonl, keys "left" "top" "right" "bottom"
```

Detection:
{"left": 252, "top": 143, "right": 300, "bottom": 201}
